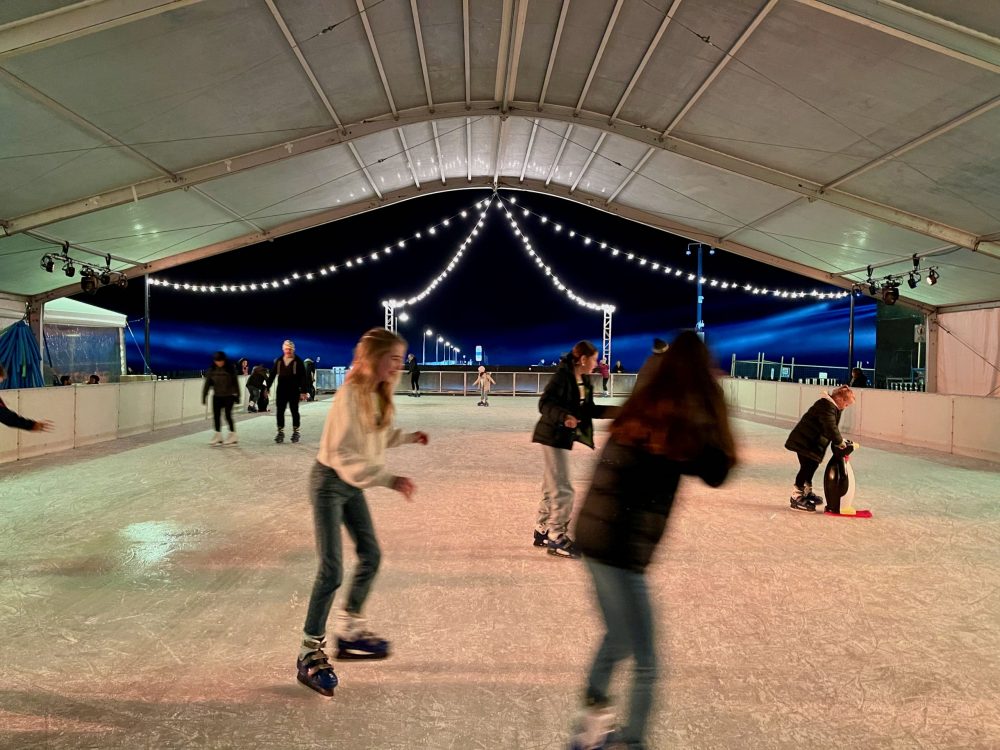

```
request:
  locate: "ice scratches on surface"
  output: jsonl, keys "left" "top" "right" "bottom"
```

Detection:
{"left": 0, "top": 396, "right": 998, "bottom": 749}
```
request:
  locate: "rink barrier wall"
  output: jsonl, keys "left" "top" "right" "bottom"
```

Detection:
{"left": 723, "top": 378, "right": 1000, "bottom": 463}
{"left": 3, "top": 374, "right": 997, "bottom": 464}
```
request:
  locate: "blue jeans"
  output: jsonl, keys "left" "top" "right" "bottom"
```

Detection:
{"left": 303, "top": 462, "right": 382, "bottom": 638}
{"left": 585, "top": 558, "right": 658, "bottom": 749}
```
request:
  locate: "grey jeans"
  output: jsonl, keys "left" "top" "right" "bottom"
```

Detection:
{"left": 303, "top": 462, "right": 381, "bottom": 638}
{"left": 536, "top": 444, "right": 574, "bottom": 538}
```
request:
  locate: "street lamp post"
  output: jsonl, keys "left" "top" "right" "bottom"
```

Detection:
{"left": 445, "top": 341, "right": 451, "bottom": 364}
{"left": 436, "top": 336, "right": 443, "bottom": 363}
{"left": 687, "top": 243, "right": 714, "bottom": 339}
{"left": 423, "top": 329, "right": 432, "bottom": 364}
{"left": 454, "top": 347, "right": 461, "bottom": 365}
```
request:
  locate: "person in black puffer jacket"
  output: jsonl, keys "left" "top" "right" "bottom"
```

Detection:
{"left": 569, "top": 331, "right": 737, "bottom": 750}
{"left": 531, "top": 340, "right": 620, "bottom": 559}
{"left": 202, "top": 351, "right": 240, "bottom": 445}
{"left": 784, "top": 385, "right": 855, "bottom": 511}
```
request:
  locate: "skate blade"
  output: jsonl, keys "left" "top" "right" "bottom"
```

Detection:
{"left": 335, "top": 649, "right": 390, "bottom": 661}
{"left": 296, "top": 674, "right": 335, "bottom": 697}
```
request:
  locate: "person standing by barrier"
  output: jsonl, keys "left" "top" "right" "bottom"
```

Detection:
{"left": 531, "top": 341, "right": 620, "bottom": 559}
{"left": 267, "top": 340, "right": 310, "bottom": 444}
{"left": 406, "top": 353, "right": 421, "bottom": 397}
{"left": 296, "top": 327, "right": 429, "bottom": 697}
{"left": 202, "top": 351, "right": 240, "bottom": 445}
{"left": 304, "top": 357, "right": 317, "bottom": 402}
{"left": 570, "top": 331, "right": 737, "bottom": 750}
{"left": 0, "top": 365, "right": 54, "bottom": 433}
{"left": 597, "top": 358, "right": 610, "bottom": 397}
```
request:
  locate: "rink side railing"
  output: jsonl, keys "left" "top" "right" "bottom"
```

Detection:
{"left": 2, "top": 373, "right": 997, "bottom": 464}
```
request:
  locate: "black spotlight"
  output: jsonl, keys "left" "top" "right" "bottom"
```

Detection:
{"left": 868, "top": 280, "right": 880, "bottom": 296}
{"left": 882, "top": 282, "right": 900, "bottom": 305}
{"left": 117, "top": 273, "right": 128, "bottom": 289}
{"left": 99, "top": 269, "right": 113, "bottom": 286}
{"left": 851, "top": 283, "right": 863, "bottom": 297}
{"left": 907, "top": 271, "right": 920, "bottom": 289}
{"left": 63, "top": 260, "right": 76, "bottom": 278}
{"left": 80, "top": 269, "right": 98, "bottom": 295}
{"left": 40, "top": 255, "right": 55, "bottom": 273}
{"left": 926, "top": 268, "right": 939, "bottom": 286}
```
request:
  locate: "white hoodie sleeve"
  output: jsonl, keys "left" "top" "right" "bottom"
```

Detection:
{"left": 317, "top": 386, "right": 395, "bottom": 489}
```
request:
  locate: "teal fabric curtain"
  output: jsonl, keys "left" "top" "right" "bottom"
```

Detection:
{"left": 0, "top": 320, "right": 45, "bottom": 389}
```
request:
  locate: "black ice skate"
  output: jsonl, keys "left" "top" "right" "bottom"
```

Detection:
{"left": 533, "top": 529, "right": 549, "bottom": 548}
{"left": 274, "top": 429, "right": 285, "bottom": 444}
{"left": 296, "top": 640, "right": 338, "bottom": 697}
{"left": 547, "top": 534, "right": 581, "bottom": 559}
{"left": 291, "top": 428, "right": 300, "bottom": 443}
{"left": 789, "top": 486, "right": 816, "bottom": 512}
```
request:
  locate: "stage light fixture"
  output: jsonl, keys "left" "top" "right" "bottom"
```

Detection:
{"left": 907, "top": 271, "right": 920, "bottom": 289}
{"left": 99, "top": 269, "right": 113, "bottom": 286}
{"left": 851, "top": 283, "right": 862, "bottom": 297}
{"left": 80, "top": 268, "right": 98, "bottom": 295}
{"left": 882, "top": 282, "right": 900, "bottom": 305}
{"left": 117, "top": 273, "right": 128, "bottom": 289}
{"left": 63, "top": 260, "right": 76, "bottom": 278}
{"left": 868, "top": 280, "right": 880, "bottom": 296}
{"left": 40, "top": 255, "right": 55, "bottom": 273}
{"left": 926, "top": 268, "right": 939, "bottom": 286}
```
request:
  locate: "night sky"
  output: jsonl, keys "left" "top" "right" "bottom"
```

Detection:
{"left": 86, "top": 189, "right": 876, "bottom": 374}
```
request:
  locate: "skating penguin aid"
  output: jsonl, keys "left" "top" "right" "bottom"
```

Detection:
{"left": 822, "top": 440, "right": 872, "bottom": 518}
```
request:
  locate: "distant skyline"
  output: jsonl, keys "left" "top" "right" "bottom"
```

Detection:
{"left": 85, "top": 189, "right": 875, "bottom": 374}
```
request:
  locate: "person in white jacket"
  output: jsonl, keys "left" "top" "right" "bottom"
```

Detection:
{"left": 296, "top": 328, "right": 429, "bottom": 697}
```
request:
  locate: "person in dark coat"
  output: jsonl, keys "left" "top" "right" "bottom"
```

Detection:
{"left": 303, "top": 358, "right": 318, "bottom": 402}
{"left": 784, "top": 385, "right": 855, "bottom": 511}
{"left": 266, "top": 339, "right": 310, "bottom": 443}
{"left": 246, "top": 364, "right": 268, "bottom": 412}
{"left": 0, "top": 365, "right": 54, "bottom": 432}
{"left": 569, "top": 331, "right": 737, "bottom": 750}
{"left": 848, "top": 368, "right": 868, "bottom": 388}
{"left": 406, "top": 353, "right": 421, "bottom": 397}
{"left": 202, "top": 351, "right": 240, "bottom": 445}
{"left": 531, "top": 340, "right": 620, "bottom": 558}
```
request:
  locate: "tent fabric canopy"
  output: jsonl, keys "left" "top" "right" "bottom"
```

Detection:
{"left": 1, "top": 0, "right": 998, "bottom": 312}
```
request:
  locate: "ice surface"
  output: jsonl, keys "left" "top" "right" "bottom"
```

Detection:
{"left": 1, "top": 395, "right": 998, "bottom": 749}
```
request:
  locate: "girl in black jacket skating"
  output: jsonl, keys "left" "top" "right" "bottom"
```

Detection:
{"left": 202, "top": 351, "right": 240, "bottom": 445}
{"left": 569, "top": 331, "right": 737, "bottom": 750}
{"left": 531, "top": 340, "right": 619, "bottom": 558}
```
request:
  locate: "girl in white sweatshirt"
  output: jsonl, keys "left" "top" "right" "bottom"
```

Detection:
{"left": 296, "top": 328, "right": 428, "bottom": 697}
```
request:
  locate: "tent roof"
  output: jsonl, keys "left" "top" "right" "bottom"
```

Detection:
{"left": 2, "top": 0, "right": 998, "bottom": 313}
{"left": 43, "top": 297, "right": 126, "bottom": 328}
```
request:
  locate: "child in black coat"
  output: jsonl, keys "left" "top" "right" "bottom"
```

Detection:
{"left": 784, "top": 385, "right": 855, "bottom": 511}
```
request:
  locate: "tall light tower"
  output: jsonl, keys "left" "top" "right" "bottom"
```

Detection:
{"left": 687, "top": 243, "right": 714, "bottom": 339}
{"left": 423, "top": 329, "right": 432, "bottom": 364}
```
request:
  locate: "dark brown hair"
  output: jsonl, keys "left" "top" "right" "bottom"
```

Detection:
{"left": 569, "top": 340, "right": 598, "bottom": 364}
{"left": 610, "top": 331, "right": 737, "bottom": 465}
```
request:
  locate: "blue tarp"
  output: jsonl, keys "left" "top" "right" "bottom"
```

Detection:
{"left": 0, "top": 320, "right": 45, "bottom": 390}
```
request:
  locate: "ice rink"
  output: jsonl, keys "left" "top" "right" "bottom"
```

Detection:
{"left": 1, "top": 394, "right": 998, "bottom": 749}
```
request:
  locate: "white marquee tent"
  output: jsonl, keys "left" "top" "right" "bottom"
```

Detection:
{"left": 1, "top": 0, "right": 998, "bottom": 395}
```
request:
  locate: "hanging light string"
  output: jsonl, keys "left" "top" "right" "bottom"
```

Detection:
{"left": 385, "top": 199, "right": 493, "bottom": 310}
{"left": 147, "top": 200, "right": 483, "bottom": 294}
{"left": 496, "top": 194, "right": 849, "bottom": 301}
{"left": 496, "top": 197, "right": 615, "bottom": 313}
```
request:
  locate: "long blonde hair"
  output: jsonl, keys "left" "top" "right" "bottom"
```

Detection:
{"left": 345, "top": 327, "right": 406, "bottom": 431}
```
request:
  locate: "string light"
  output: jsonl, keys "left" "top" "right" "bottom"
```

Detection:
{"left": 499, "top": 196, "right": 849, "bottom": 301}
{"left": 384, "top": 200, "right": 493, "bottom": 310}
{"left": 499, "top": 201, "right": 615, "bottom": 314}
{"left": 148, "top": 202, "right": 481, "bottom": 293}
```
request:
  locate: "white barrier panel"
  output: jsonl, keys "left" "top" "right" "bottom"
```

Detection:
{"left": 118, "top": 381, "right": 155, "bottom": 437}
{"left": 775, "top": 383, "right": 801, "bottom": 420}
{"left": 737, "top": 379, "right": 756, "bottom": 412}
{"left": 859, "top": 389, "right": 904, "bottom": 442}
{"left": 182, "top": 379, "right": 207, "bottom": 423}
{"left": 0, "top": 389, "right": 19, "bottom": 462}
{"left": 74, "top": 384, "right": 119, "bottom": 447}
{"left": 18, "top": 387, "right": 74, "bottom": 459}
{"left": 952, "top": 396, "right": 1000, "bottom": 462}
{"left": 153, "top": 380, "right": 184, "bottom": 429}
{"left": 756, "top": 381, "right": 777, "bottom": 417}
{"left": 901, "top": 393, "right": 953, "bottom": 454}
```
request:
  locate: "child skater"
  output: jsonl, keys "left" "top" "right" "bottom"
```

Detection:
{"left": 473, "top": 365, "right": 495, "bottom": 406}
{"left": 570, "top": 331, "right": 738, "bottom": 750}
{"left": 0, "top": 365, "right": 54, "bottom": 433}
{"left": 531, "top": 341, "right": 620, "bottom": 559}
{"left": 784, "top": 384, "right": 855, "bottom": 511}
{"left": 296, "top": 328, "right": 429, "bottom": 697}
{"left": 201, "top": 351, "right": 239, "bottom": 445}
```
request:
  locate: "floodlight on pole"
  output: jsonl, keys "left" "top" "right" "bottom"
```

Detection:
{"left": 422, "top": 328, "right": 432, "bottom": 364}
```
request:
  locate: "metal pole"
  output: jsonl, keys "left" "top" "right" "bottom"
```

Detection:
{"left": 730, "top": 353, "right": 736, "bottom": 377}
{"left": 422, "top": 332, "right": 426, "bottom": 365}
{"left": 847, "top": 292, "right": 855, "bottom": 375}
{"left": 144, "top": 275, "right": 151, "bottom": 375}
{"left": 696, "top": 245, "right": 704, "bottom": 337}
